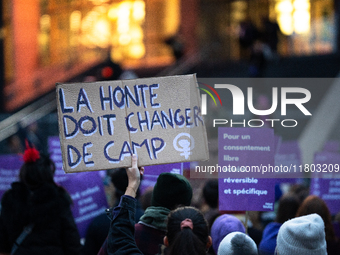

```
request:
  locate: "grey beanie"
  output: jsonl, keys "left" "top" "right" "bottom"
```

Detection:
{"left": 276, "top": 213, "right": 327, "bottom": 255}
{"left": 217, "top": 232, "right": 258, "bottom": 255}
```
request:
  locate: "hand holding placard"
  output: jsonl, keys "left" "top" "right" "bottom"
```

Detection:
{"left": 125, "top": 154, "right": 144, "bottom": 198}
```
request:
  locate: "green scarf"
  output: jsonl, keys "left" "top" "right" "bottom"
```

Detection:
{"left": 139, "top": 206, "right": 170, "bottom": 231}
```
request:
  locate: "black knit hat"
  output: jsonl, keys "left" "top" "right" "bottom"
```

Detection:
{"left": 151, "top": 173, "right": 192, "bottom": 210}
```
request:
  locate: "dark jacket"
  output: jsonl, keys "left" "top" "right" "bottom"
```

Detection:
{"left": 0, "top": 182, "right": 82, "bottom": 255}
{"left": 107, "top": 195, "right": 143, "bottom": 255}
{"left": 134, "top": 223, "right": 166, "bottom": 255}
{"left": 258, "top": 222, "right": 281, "bottom": 255}
{"left": 83, "top": 200, "right": 143, "bottom": 255}
{"left": 97, "top": 204, "right": 167, "bottom": 255}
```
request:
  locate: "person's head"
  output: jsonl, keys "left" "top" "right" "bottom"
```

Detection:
{"left": 111, "top": 167, "right": 142, "bottom": 201}
{"left": 289, "top": 184, "right": 309, "bottom": 204}
{"left": 296, "top": 195, "right": 335, "bottom": 242}
{"left": 164, "top": 206, "right": 212, "bottom": 255}
{"left": 210, "top": 214, "right": 246, "bottom": 254}
{"left": 111, "top": 168, "right": 129, "bottom": 200}
{"left": 276, "top": 213, "right": 327, "bottom": 255}
{"left": 202, "top": 179, "right": 219, "bottom": 209}
{"left": 217, "top": 232, "right": 258, "bottom": 255}
{"left": 140, "top": 186, "right": 153, "bottom": 211}
{"left": 20, "top": 145, "right": 55, "bottom": 190}
{"left": 151, "top": 173, "right": 192, "bottom": 210}
{"left": 276, "top": 193, "right": 300, "bottom": 224}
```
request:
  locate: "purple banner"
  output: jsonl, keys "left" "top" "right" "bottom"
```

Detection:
{"left": 310, "top": 178, "right": 340, "bottom": 214}
{"left": 60, "top": 172, "right": 109, "bottom": 238}
{"left": 49, "top": 137, "right": 69, "bottom": 183}
{"left": 274, "top": 135, "right": 282, "bottom": 155}
{"left": 49, "top": 137, "right": 108, "bottom": 238}
{"left": 310, "top": 152, "right": 340, "bottom": 214}
{"left": 0, "top": 155, "right": 21, "bottom": 200}
{"left": 323, "top": 140, "right": 339, "bottom": 153}
{"left": 218, "top": 178, "right": 276, "bottom": 211}
{"left": 140, "top": 162, "right": 190, "bottom": 194}
{"left": 274, "top": 140, "right": 304, "bottom": 180}
{"left": 311, "top": 152, "right": 340, "bottom": 179}
{"left": 218, "top": 128, "right": 275, "bottom": 211}
{"left": 217, "top": 127, "right": 275, "bottom": 178}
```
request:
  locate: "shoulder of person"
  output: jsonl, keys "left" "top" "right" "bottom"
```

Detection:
{"left": 55, "top": 184, "right": 73, "bottom": 206}
{"left": 1, "top": 182, "right": 29, "bottom": 208}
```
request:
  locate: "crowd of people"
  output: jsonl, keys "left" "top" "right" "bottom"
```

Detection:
{"left": 1, "top": 144, "right": 340, "bottom": 255}
{"left": 237, "top": 17, "right": 282, "bottom": 77}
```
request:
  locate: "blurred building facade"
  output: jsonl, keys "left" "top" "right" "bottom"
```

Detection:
{"left": 199, "top": 0, "right": 337, "bottom": 60}
{"left": 0, "top": 0, "right": 338, "bottom": 112}
{"left": 1, "top": 0, "right": 195, "bottom": 112}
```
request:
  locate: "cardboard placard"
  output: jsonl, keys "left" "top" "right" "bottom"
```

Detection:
{"left": 56, "top": 74, "right": 209, "bottom": 173}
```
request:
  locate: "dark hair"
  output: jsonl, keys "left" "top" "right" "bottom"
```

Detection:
{"left": 19, "top": 154, "right": 56, "bottom": 190}
{"left": 289, "top": 184, "right": 309, "bottom": 204}
{"left": 110, "top": 168, "right": 129, "bottom": 200}
{"left": 110, "top": 168, "right": 141, "bottom": 200}
{"left": 202, "top": 179, "right": 218, "bottom": 208}
{"left": 166, "top": 206, "right": 209, "bottom": 255}
{"left": 296, "top": 195, "right": 335, "bottom": 242}
{"left": 276, "top": 193, "right": 300, "bottom": 224}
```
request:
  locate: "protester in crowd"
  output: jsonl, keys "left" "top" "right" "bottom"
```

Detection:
{"left": 135, "top": 172, "right": 193, "bottom": 254}
{"left": 258, "top": 193, "right": 300, "bottom": 255}
{"left": 164, "top": 206, "right": 212, "bottom": 255}
{"left": 25, "top": 122, "right": 45, "bottom": 152}
{"left": 140, "top": 186, "right": 153, "bottom": 211}
{"left": 276, "top": 213, "right": 327, "bottom": 255}
{"left": 249, "top": 38, "right": 267, "bottom": 77}
{"left": 334, "top": 211, "right": 340, "bottom": 239}
{"left": 261, "top": 17, "right": 281, "bottom": 55}
{"left": 201, "top": 179, "right": 220, "bottom": 230}
{"left": 82, "top": 168, "right": 144, "bottom": 255}
{"left": 210, "top": 214, "right": 246, "bottom": 254}
{"left": 6, "top": 134, "right": 24, "bottom": 154}
{"left": 296, "top": 195, "right": 340, "bottom": 255}
{"left": 261, "top": 183, "right": 283, "bottom": 227}
{"left": 289, "top": 183, "right": 309, "bottom": 204}
{"left": 98, "top": 170, "right": 193, "bottom": 255}
{"left": 217, "top": 232, "right": 258, "bottom": 255}
{"left": 106, "top": 154, "right": 212, "bottom": 255}
{"left": 0, "top": 142, "right": 81, "bottom": 255}
{"left": 247, "top": 211, "right": 263, "bottom": 247}
{"left": 164, "top": 32, "right": 185, "bottom": 62}
{"left": 238, "top": 19, "right": 259, "bottom": 60}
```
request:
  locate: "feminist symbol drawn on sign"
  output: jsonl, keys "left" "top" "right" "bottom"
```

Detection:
{"left": 173, "top": 133, "right": 195, "bottom": 159}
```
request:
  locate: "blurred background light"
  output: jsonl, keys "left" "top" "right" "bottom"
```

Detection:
{"left": 275, "top": 0, "right": 310, "bottom": 35}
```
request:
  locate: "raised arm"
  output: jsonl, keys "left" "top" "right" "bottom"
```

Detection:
{"left": 107, "top": 155, "right": 144, "bottom": 255}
